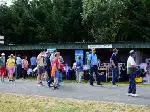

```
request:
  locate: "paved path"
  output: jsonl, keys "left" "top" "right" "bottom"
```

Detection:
{"left": 0, "top": 80, "right": 150, "bottom": 105}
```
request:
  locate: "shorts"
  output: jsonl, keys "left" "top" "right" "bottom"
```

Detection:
{"left": 0, "top": 67, "right": 6, "bottom": 76}
{"left": 44, "top": 66, "right": 50, "bottom": 73}
{"left": 37, "top": 66, "right": 45, "bottom": 75}
{"left": 8, "top": 67, "right": 15, "bottom": 75}
{"left": 31, "top": 65, "right": 37, "bottom": 70}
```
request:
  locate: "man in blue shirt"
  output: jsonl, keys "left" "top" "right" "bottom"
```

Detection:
{"left": 88, "top": 48, "right": 102, "bottom": 86}
{"left": 30, "top": 56, "right": 37, "bottom": 70}
{"left": 75, "top": 56, "right": 83, "bottom": 83}
{"left": 16, "top": 55, "right": 22, "bottom": 79}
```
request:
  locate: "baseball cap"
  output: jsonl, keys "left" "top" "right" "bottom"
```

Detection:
{"left": 1, "top": 53, "right": 5, "bottom": 56}
{"left": 129, "top": 50, "right": 135, "bottom": 54}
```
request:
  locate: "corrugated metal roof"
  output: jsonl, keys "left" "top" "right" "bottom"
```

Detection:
{"left": 0, "top": 42, "right": 150, "bottom": 50}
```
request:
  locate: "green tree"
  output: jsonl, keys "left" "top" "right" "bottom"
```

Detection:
{"left": 117, "top": 0, "right": 150, "bottom": 41}
{"left": 1, "top": 0, "right": 149, "bottom": 44}
{"left": 82, "top": 0, "right": 150, "bottom": 43}
{"left": 0, "top": 4, "right": 14, "bottom": 44}
{"left": 1, "top": 0, "right": 88, "bottom": 44}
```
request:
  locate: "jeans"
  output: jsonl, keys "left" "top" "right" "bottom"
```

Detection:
{"left": 22, "top": 69, "right": 27, "bottom": 79}
{"left": 76, "top": 71, "right": 83, "bottom": 83}
{"left": 90, "top": 65, "right": 101, "bottom": 85}
{"left": 58, "top": 71, "right": 62, "bottom": 85}
{"left": 16, "top": 65, "right": 22, "bottom": 79}
{"left": 112, "top": 67, "right": 119, "bottom": 85}
{"left": 128, "top": 73, "right": 136, "bottom": 94}
{"left": 66, "top": 72, "right": 70, "bottom": 80}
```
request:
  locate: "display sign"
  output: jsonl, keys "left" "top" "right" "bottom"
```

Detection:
{"left": 47, "top": 48, "right": 56, "bottom": 53}
{"left": 86, "top": 52, "right": 90, "bottom": 64}
{"left": 75, "top": 50, "right": 84, "bottom": 62}
{"left": 0, "top": 36, "right": 4, "bottom": 44}
{"left": 88, "top": 44, "right": 112, "bottom": 49}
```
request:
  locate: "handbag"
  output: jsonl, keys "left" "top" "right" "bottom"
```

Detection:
{"left": 135, "top": 77, "right": 142, "bottom": 83}
{"left": 127, "top": 67, "right": 136, "bottom": 74}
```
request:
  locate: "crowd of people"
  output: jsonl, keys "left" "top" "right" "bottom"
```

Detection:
{"left": 0, "top": 53, "right": 30, "bottom": 82}
{"left": 0, "top": 48, "right": 150, "bottom": 96}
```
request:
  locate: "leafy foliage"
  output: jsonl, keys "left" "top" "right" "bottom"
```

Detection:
{"left": 82, "top": 0, "right": 150, "bottom": 43}
{"left": 0, "top": 0, "right": 150, "bottom": 44}
{"left": 0, "top": 0, "right": 87, "bottom": 44}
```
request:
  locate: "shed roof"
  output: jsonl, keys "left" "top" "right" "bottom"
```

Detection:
{"left": 0, "top": 42, "right": 150, "bottom": 50}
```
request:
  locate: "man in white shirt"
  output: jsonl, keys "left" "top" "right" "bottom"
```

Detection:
{"left": 127, "top": 50, "right": 138, "bottom": 97}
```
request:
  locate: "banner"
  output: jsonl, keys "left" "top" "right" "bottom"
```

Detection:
{"left": 86, "top": 52, "right": 90, "bottom": 64}
{"left": 75, "top": 50, "right": 84, "bottom": 62}
{"left": 88, "top": 44, "right": 112, "bottom": 49}
{"left": 47, "top": 48, "right": 56, "bottom": 53}
{"left": 0, "top": 35, "right": 4, "bottom": 44}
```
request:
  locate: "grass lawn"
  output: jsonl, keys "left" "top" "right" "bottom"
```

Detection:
{"left": 26, "top": 77, "right": 150, "bottom": 87}
{"left": 0, "top": 93, "right": 150, "bottom": 112}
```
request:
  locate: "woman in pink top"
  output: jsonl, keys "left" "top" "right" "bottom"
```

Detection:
{"left": 22, "top": 56, "right": 28, "bottom": 79}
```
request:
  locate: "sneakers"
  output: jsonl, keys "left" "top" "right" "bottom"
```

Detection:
{"left": 37, "top": 82, "right": 44, "bottom": 87}
{"left": 9, "top": 79, "right": 14, "bottom": 82}
{"left": 90, "top": 84, "right": 94, "bottom": 86}
{"left": 112, "top": 85, "right": 118, "bottom": 87}
{"left": 97, "top": 83, "right": 103, "bottom": 85}
{"left": 131, "top": 94, "right": 138, "bottom": 97}
{"left": 37, "top": 84, "right": 42, "bottom": 87}
{"left": 1, "top": 78, "right": 4, "bottom": 82}
{"left": 126, "top": 93, "right": 138, "bottom": 97}
{"left": 126, "top": 93, "right": 132, "bottom": 96}
{"left": 52, "top": 86, "right": 59, "bottom": 90}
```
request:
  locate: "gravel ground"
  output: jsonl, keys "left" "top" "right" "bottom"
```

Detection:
{"left": 0, "top": 79, "right": 150, "bottom": 105}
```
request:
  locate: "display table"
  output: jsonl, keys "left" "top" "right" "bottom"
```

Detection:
{"left": 98, "top": 66, "right": 109, "bottom": 82}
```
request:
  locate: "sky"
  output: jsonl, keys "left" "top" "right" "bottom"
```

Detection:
{"left": 3, "top": 0, "right": 33, "bottom": 6}
{"left": 7, "top": 0, "right": 13, "bottom": 6}
{"left": 0, "top": 0, "right": 13, "bottom": 6}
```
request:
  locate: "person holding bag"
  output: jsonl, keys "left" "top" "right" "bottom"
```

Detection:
{"left": 127, "top": 50, "right": 138, "bottom": 97}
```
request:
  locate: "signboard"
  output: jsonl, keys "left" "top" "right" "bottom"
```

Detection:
{"left": 0, "top": 36, "right": 4, "bottom": 39}
{"left": 0, "top": 36, "right": 4, "bottom": 44}
{"left": 47, "top": 48, "right": 56, "bottom": 53}
{"left": 75, "top": 50, "right": 84, "bottom": 62}
{"left": 88, "top": 44, "right": 112, "bottom": 49}
{"left": 86, "top": 52, "right": 90, "bottom": 64}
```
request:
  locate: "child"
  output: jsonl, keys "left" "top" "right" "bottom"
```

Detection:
{"left": 27, "top": 67, "right": 33, "bottom": 77}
